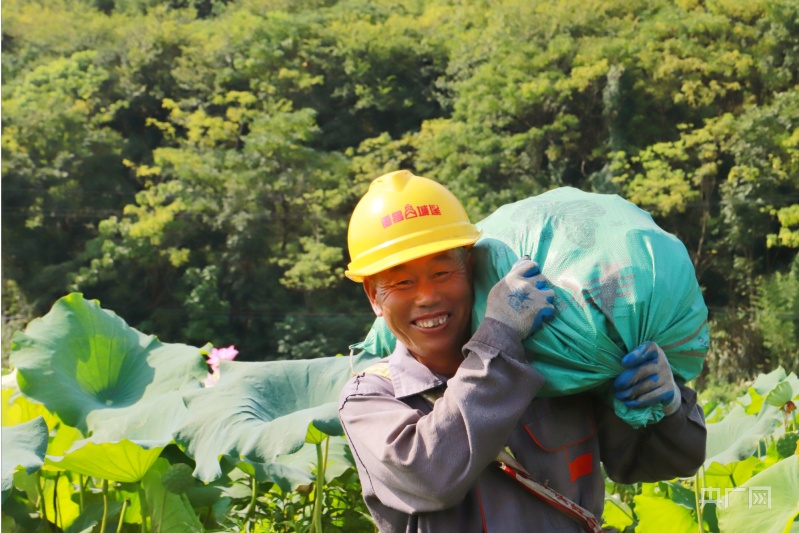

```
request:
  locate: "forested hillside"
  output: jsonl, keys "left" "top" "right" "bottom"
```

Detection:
{"left": 3, "top": 0, "right": 798, "bottom": 385}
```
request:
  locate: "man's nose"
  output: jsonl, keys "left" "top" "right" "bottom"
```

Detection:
{"left": 414, "top": 277, "right": 440, "bottom": 305}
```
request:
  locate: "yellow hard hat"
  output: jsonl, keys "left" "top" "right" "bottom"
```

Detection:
{"left": 345, "top": 170, "right": 480, "bottom": 282}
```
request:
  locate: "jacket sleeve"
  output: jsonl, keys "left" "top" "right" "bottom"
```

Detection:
{"left": 339, "top": 318, "right": 545, "bottom": 514}
{"left": 596, "top": 384, "right": 707, "bottom": 484}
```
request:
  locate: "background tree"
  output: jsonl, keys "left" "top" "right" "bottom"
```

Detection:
{"left": 2, "top": 0, "right": 797, "bottom": 378}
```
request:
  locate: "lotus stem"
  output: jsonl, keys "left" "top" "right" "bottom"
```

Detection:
{"left": 323, "top": 436, "right": 330, "bottom": 474}
{"left": 311, "top": 437, "right": 328, "bottom": 533}
{"left": 694, "top": 469, "right": 703, "bottom": 533}
{"left": 138, "top": 486, "right": 149, "bottom": 533}
{"left": 53, "top": 471, "right": 60, "bottom": 530}
{"left": 100, "top": 479, "right": 109, "bottom": 533}
{"left": 117, "top": 498, "right": 128, "bottom": 533}
{"left": 245, "top": 473, "right": 257, "bottom": 527}
{"left": 79, "top": 474, "right": 86, "bottom": 512}
{"left": 159, "top": 488, "right": 167, "bottom": 532}
{"left": 35, "top": 472, "right": 50, "bottom": 529}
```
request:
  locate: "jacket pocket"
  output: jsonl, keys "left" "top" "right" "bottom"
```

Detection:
{"left": 515, "top": 395, "right": 601, "bottom": 530}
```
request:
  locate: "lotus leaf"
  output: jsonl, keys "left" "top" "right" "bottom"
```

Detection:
{"left": 64, "top": 500, "right": 123, "bottom": 533}
{"left": 40, "top": 471, "right": 81, "bottom": 530}
{"left": 704, "top": 403, "right": 783, "bottom": 466}
{"left": 10, "top": 293, "right": 208, "bottom": 445}
{"left": 766, "top": 376, "right": 799, "bottom": 408}
{"left": 258, "top": 437, "right": 355, "bottom": 492}
{"left": 704, "top": 457, "right": 765, "bottom": 492}
{"left": 602, "top": 493, "right": 634, "bottom": 530}
{"left": 717, "top": 456, "right": 799, "bottom": 533}
{"left": 2, "top": 370, "right": 58, "bottom": 429}
{"left": 142, "top": 458, "right": 204, "bottom": 533}
{"left": 633, "top": 494, "right": 697, "bottom": 532}
{"left": 750, "top": 367, "right": 793, "bottom": 397}
{"left": 1, "top": 416, "right": 48, "bottom": 502}
{"left": 175, "top": 353, "right": 377, "bottom": 482}
{"left": 46, "top": 438, "right": 164, "bottom": 483}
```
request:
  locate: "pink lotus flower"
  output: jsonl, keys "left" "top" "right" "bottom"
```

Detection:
{"left": 204, "top": 345, "right": 238, "bottom": 387}
{"left": 206, "top": 345, "right": 238, "bottom": 373}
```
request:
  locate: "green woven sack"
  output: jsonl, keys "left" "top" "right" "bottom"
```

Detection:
{"left": 352, "top": 187, "right": 709, "bottom": 427}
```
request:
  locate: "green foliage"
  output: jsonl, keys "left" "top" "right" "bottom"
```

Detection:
{"left": 2, "top": 294, "right": 376, "bottom": 532}
{"left": 3, "top": 6, "right": 799, "bottom": 529}
{"left": 274, "top": 314, "right": 368, "bottom": 361}
{"left": 2, "top": 0, "right": 798, "bottom": 383}
{"left": 698, "top": 379, "right": 748, "bottom": 409}
{"left": 174, "top": 351, "right": 377, "bottom": 483}
{"left": 2, "top": 48, "right": 130, "bottom": 307}
{"left": 703, "top": 305, "right": 764, "bottom": 387}
{"left": 755, "top": 255, "right": 799, "bottom": 371}
{"left": 603, "top": 367, "right": 799, "bottom": 532}
{"left": 142, "top": 458, "right": 205, "bottom": 532}
{"left": 716, "top": 456, "right": 799, "bottom": 533}
{"left": 181, "top": 265, "right": 232, "bottom": 345}
{"left": 776, "top": 432, "right": 799, "bottom": 459}
{"left": 1, "top": 417, "right": 48, "bottom": 502}
{"left": 1, "top": 280, "right": 34, "bottom": 367}
{"left": 1, "top": 290, "right": 798, "bottom": 532}
{"left": 10, "top": 293, "right": 208, "bottom": 441}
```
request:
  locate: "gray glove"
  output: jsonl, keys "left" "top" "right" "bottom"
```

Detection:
{"left": 484, "top": 256, "right": 556, "bottom": 342}
{"left": 613, "top": 342, "right": 682, "bottom": 416}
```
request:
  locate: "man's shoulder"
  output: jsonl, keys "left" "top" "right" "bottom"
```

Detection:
{"left": 339, "top": 359, "right": 395, "bottom": 407}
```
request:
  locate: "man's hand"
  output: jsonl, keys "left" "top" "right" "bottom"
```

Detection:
{"left": 484, "top": 256, "right": 556, "bottom": 342}
{"left": 614, "top": 342, "right": 681, "bottom": 416}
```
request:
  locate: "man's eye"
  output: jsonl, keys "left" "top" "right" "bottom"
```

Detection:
{"left": 395, "top": 280, "right": 413, "bottom": 287}
{"left": 433, "top": 270, "right": 452, "bottom": 278}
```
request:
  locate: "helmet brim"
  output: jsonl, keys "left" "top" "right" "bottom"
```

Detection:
{"left": 345, "top": 233, "right": 480, "bottom": 282}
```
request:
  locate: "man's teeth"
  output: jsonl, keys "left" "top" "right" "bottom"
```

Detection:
{"left": 416, "top": 316, "right": 448, "bottom": 328}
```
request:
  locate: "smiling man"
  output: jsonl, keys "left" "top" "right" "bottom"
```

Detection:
{"left": 362, "top": 249, "right": 475, "bottom": 378}
{"left": 338, "top": 171, "right": 706, "bottom": 533}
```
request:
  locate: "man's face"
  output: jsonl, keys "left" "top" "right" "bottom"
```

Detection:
{"left": 364, "top": 249, "right": 473, "bottom": 365}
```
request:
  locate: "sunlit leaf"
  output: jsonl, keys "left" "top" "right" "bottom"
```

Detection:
{"left": 1, "top": 416, "right": 48, "bottom": 502}
{"left": 602, "top": 492, "right": 634, "bottom": 530}
{"left": 41, "top": 471, "right": 81, "bottom": 530}
{"left": 705, "top": 403, "right": 783, "bottom": 466}
{"left": 739, "top": 368, "right": 795, "bottom": 415}
{"left": 306, "top": 424, "right": 328, "bottom": 445}
{"left": 10, "top": 293, "right": 208, "bottom": 445}
{"left": 175, "top": 353, "right": 377, "bottom": 482}
{"left": 751, "top": 368, "right": 791, "bottom": 395}
{"left": 45, "top": 438, "right": 163, "bottom": 483}
{"left": 704, "top": 457, "right": 764, "bottom": 492}
{"left": 2, "top": 371, "right": 58, "bottom": 429}
{"left": 45, "top": 422, "right": 84, "bottom": 458}
{"left": 633, "top": 494, "right": 698, "bottom": 532}
{"left": 743, "top": 387, "right": 765, "bottom": 415}
{"left": 116, "top": 486, "right": 143, "bottom": 525}
{"left": 717, "top": 457, "right": 799, "bottom": 533}
{"left": 767, "top": 381, "right": 794, "bottom": 407}
{"left": 766, "top": 375, "right": 799, "bottom": 408}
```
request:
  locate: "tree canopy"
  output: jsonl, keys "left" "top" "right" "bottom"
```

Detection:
{"left": 3, "top": 0, "right": 798, "bottom": 380}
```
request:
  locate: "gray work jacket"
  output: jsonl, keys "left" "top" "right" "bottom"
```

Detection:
{"left": 339, "top": 318, "right": 707, "bottom": 533}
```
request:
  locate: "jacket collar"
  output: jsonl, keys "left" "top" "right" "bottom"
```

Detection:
{"left": 387, "top": 342, "right": 447, "bottom": 400}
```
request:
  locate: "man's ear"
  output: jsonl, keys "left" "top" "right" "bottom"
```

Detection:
{"left": 363, "top": 278, "right": 383, "bottom": 317}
